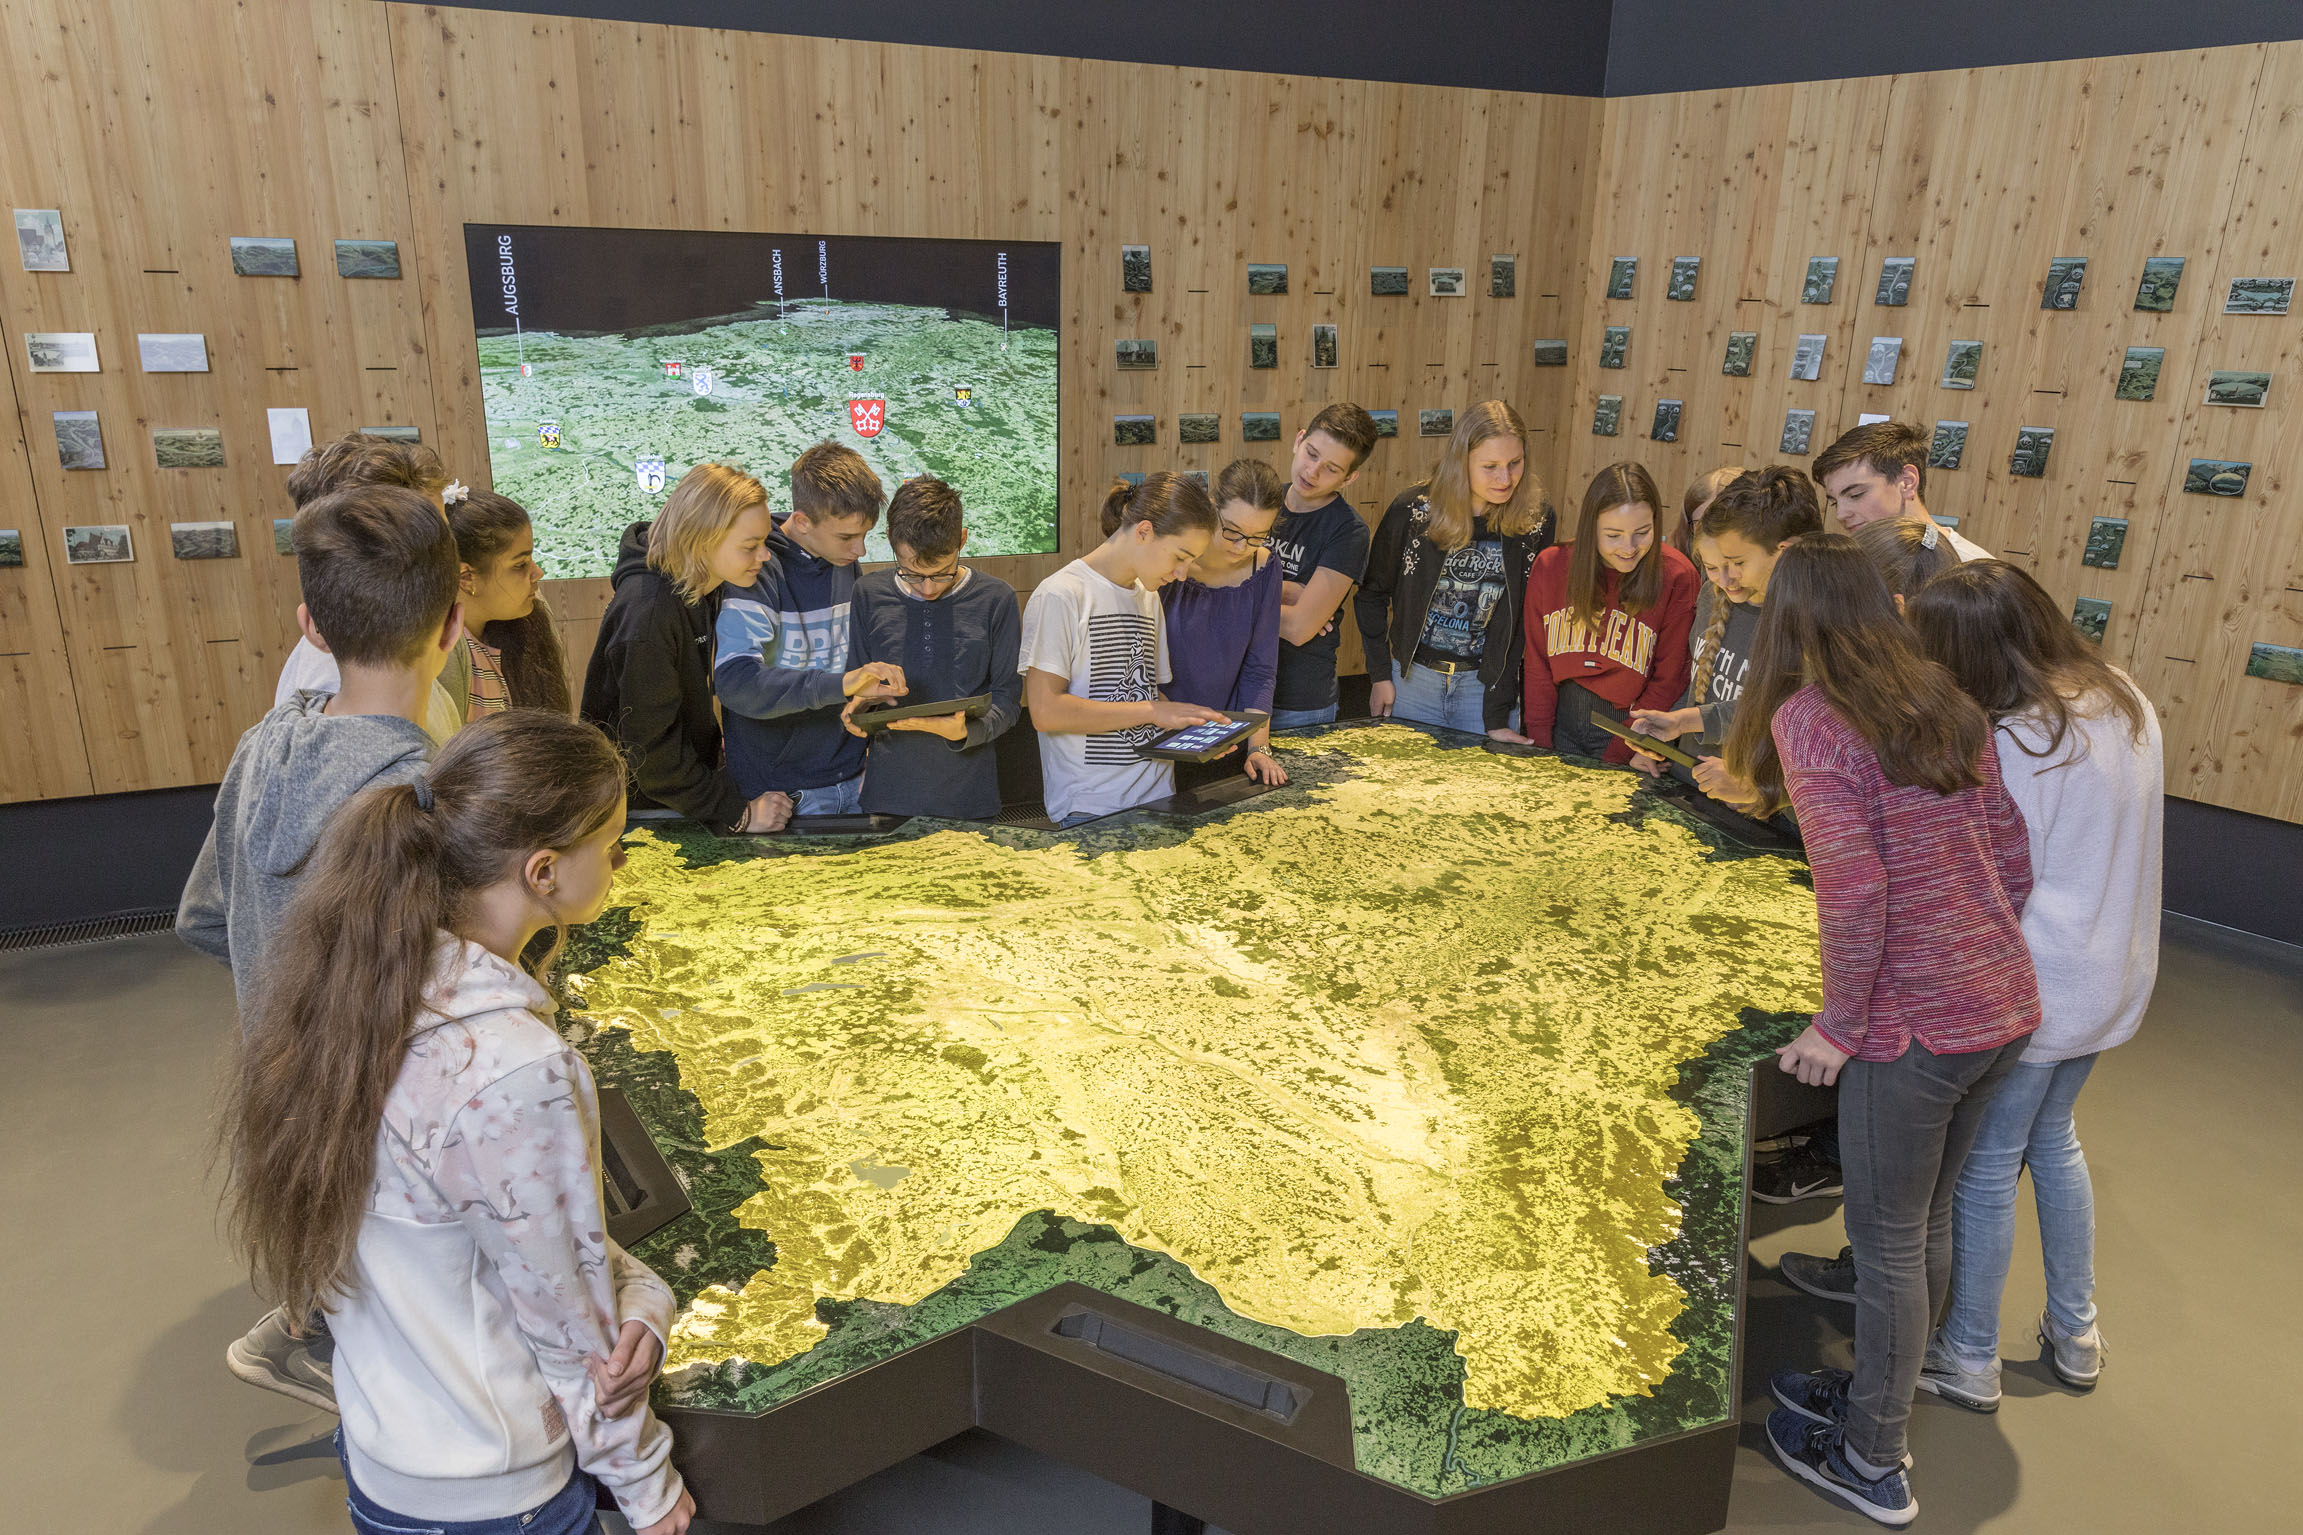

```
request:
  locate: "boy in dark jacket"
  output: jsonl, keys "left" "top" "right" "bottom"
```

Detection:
{"left": 842, "top": 478, "right": 1022, "bottom": 819}
{"left": 713, "top": 442, "right": 905, "bottom": 814}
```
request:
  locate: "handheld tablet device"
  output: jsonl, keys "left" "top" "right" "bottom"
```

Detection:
{"left": 1145, "top": 711, "right": 1268, "bottom": 763}
{"left": 1592, "top": 713, "right": 1701, "bottom": 768}
{"left": 849, "top": 693, "right": 992, "bottom": 730}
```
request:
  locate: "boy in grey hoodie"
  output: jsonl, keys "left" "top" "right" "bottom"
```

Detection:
{"left": 178, "top": 482, "right": 463, "bottom": 1409}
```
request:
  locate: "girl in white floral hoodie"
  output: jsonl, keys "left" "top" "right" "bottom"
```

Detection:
{"left": 223, "top": 711, "right": 692, "bottom": 1535}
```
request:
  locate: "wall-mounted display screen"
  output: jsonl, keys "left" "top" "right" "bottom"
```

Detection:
{"left": 464, "top": 224, "right": 1060, "bottom": 576}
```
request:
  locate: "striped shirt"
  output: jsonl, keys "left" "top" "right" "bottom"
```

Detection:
{"left": 1773, "top": 685, "right": 2041, "bottom": 1061}
{"left": 464, "top": 635, "right": 509, "bottom": 720}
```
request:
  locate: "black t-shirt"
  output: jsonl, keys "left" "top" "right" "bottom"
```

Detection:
{"left": 1416, "top": 516, "right": 1505, "bottom": 663}
{"left": 1271, "top": 495, "right": 1372, "bottom": 709}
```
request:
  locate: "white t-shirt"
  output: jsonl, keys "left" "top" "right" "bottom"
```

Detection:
{"left": 1938, "top": 521, "right": 1991, "bottom": 563}
{"left": 1019, "top": 559, "right": 1173, "bottom": 823}
{"left": 275, "top": 635, "right": 464, "bottom": 748}
{"left": 1996, "top": 673, "right": 2164, "bottom": 1063}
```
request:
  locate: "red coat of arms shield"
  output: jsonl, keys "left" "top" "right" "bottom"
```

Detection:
{"left": 848, "top": 396, "right": 886, "bottom": 438}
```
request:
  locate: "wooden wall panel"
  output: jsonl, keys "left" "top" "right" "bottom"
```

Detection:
{"left": 0, "top": 357, "right": 94, "bottom": 801}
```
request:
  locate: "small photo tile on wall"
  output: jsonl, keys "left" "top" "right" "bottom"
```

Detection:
{"left": 2071, "top": 597, "right": 2111, "bottom": 646}
{"left": 2204, "top": 370, "right": 2271, "bottom": 408}
{"left": 2008, "top": 426, "right": 2054, "bottom": 479}
{"left": 1178, "top": 413, "right": 1220, "bottom": 445}
{"left": 1928, "top": 420, "right": 1968, "bottom": 471}
{"left": 1115, "top": 338, "right": 1158, "bottom": 370}
{"left": 1370, "top": 266, "right": 1409, "bottom": 296}
{"left": 1862, "top": 336, "right": 1902, "bottom": 386}
{"left": 2042, "top": 257, "right": 2088, "bottom": 310}
{"left": 267, "top": 406, "right": 313, "bottom": 465}
{"left": 24, "top": 331, "right": 98, "bottom": 372}
{"left": 1789, "top": 333, "right": 1825, "bottom": 381}
{"left": 2134, "top": 257, "right": 2184, "bottom": 312}
{"left": 1666, "top": 257, "right": 1700, "bottom": 301}
{"left": 2082, "top": 517, "right": 2128, "bottom": 570}
{"left": 1369, "top": 410, "right": 1399, "bottom": 438}
{"left": 0, "top": 529, "right": 21, "bottom": 566}
{"left": 1429, "top": 267, "right": 1466, "bottom": 297}
{"left": 1592, "top": 395, "right": 1623, "bottom": 437}
{"left": 362, "top": 425, "right": 421, "bottom": 443}
{"left": 1606, "top": 257, "right": 1637, "bottom": 299}
{"left": 2115, "top": 347, "right": 2164, "bottom": 401}
{"left": 1121, "top": 245, "right": 1151, "bottom": 293}
{"left": 336, "top": 240, "right": 401, "bottom": 279}
{"left": 138, "top": 332, "right": 209, "bottom": 373}
{"left": 1310, "top": 324, "right": 1338, "bottom": 369}
{"left": 1801, "top": 257, "right": 1838, "bottom": 304}
{"left": 1940, "top": 340, "right": 1981, "bottom": 390}
{"left": 1240, "top": 412, "right": 1282, "bottom": 443}
{"left": 272, "top": 518, "right": 296, "bottom": 555}
{"left": 1247, "top": 263, "right": 1288, "bottom": 296}
{"left": 1599, "top": 326, "right": 1630, "bottom": 369}
{"left": 2183, "top": 458, "right": 2251, "bottom": 497}
{"left": 1532, "top": 338, "right": 1568, "bottom": 367}
{"left": 63, "top": 523, "right": 133, "bottom": 564}
{"left": 53, "top": 410, "right": 103, "bottom": 469}
{"left": 1780, "top": 408, "right": 1816, "bottom": 455}
{"left": 230, "top": 236, "right": 299, "bottom": 277}
{"left": 14, "top": 208, "right": 67, "bottom": 271}
{"left": 1113, "top": 414, "right": 1156, "bottom": 447}
{"left": 1419, "top": 408, "right": 1454, "bottom": 438}
{"left": 1490, "top": 254, "right": 1516, "bottom": 298}
{"left": 1119, "top": 472, "right": 1146, "bottom": 488}
{"left": 1875, "top": 257, "right": 1915, "bottom": 306}
{"left": 1248, "top": 324, "right": 1278, "bottom": 370}
{"left": 154, "top": 427, "right": 224, "bottom": 468}
{"left": 1183, "top": 470, "right": 1209, "bottom": 492}
{"left": 2245, "top": 643, "right": 2303, "bottom": 685}
{"left": 2225, "top": 277, "right": 2293, "bottom": 315}
{"left": 1721, "top": 332, "right": 1756, "bottom": 377}
{"left": 170, "top": 521, "right": 239, "bottom": 560}
{"left": 1857, "top": 413, "right": 1890, "bottom": 426}
{"left": 1650, "top": 399, "right": 1682, "bottom": 442}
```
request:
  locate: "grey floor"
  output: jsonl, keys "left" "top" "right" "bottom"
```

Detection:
{"left": 3, "top": 917, "right": 2295, "bottom": 1534}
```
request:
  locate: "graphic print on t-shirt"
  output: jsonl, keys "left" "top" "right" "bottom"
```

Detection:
{"left": 765, "top": 600, "right": 853, "bottom": 671}
{"left": 1085, "top": 611, "right": 1160, "bottom": 762}
{"left": 1419, "top": 538, "right": 1505, "bottom": 662}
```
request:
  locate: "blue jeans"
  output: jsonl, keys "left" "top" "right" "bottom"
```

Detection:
{"left": 337, "top": 1433, "right": 603, "bottom": 1535}
{"left": 1388, "top": 661, "right": 1514, "bottom": 736}
{"left": 1269, "top": 703, "right": 1338, "bottom": 730}
{"left": 1940, "top": 1054, "right": 2101, "bottom": 1368}
{"left": 793, "top": 776, "right": 864, "bottom": 816}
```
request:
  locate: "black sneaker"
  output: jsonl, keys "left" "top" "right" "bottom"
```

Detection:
{"left": 1780, "top": 1245, "right": 1858, "bottom": 1304}
{"left": 1766, "top": 1409, "right": 1918, "bottom": 1526}
{"left": 1751, "top": 1143, "right": 1844, "bottom": 1204}
{"left": 1771, "top": 1366, "right": 1852, "bottom": 1426}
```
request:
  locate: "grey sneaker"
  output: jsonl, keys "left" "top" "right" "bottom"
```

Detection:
{"left": 225, "top": 1307, "right": 338, "bottom": 1413}
{"left": 2039, "top": 1310, "right": 2105, "bottom": 1389}
{"left": 1781, "top": 1246, "right": 1858, "bottom": 1304}
{"left": 1916, "top": 1335, "right": 2000, "bottom": 1412}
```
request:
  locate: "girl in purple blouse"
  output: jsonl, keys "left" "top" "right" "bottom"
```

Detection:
{"left": 1161, "top": 458, "right": 1289, "bottom": 784}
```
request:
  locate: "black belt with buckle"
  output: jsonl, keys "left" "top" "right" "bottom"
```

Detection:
{"left": 1411, "top": 646, "right": 1478, "bottom": 675}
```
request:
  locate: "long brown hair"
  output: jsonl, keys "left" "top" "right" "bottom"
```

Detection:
{"left": 1567, "top": 462, "right": 1667, "bottom": 625}
{"left": 1423, "top": 400, "right": 1546, "bottom": 552}
{"left": 1850, "top": 515, "right": 1955, "bottom": 599}
{"left": 1689, "top": 466, "right": 1824, "bottom": 702}
{"left": 1723, "top": 534, "right": 1990, "bottom": 813}
{"left": 449, "top": 488, "right": 571, "bottom": 713}
{"left": 1677, "top": 465, "right": 1746, "bottom": 555}
{"left": 1100, "top": 472, "right": 1219, "bottom": 538}
{"left": 1907, "top": 560, "right": 2151, "bottom": 760}
{"left": 222, "top": 712, "right": 626, "bottom": 1321}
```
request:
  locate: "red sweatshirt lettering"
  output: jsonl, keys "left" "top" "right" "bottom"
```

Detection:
{"left": 1521, "top": 543, "right": 1699, "bottom": 760}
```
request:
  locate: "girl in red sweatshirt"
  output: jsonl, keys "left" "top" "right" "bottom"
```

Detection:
{"left": 1521, "top": 463, "right": 1700, "bottom": 761}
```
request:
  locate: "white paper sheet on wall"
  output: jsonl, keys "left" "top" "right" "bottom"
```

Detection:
{"left": 267, "top": 407, "right": 312, "bottom": 466}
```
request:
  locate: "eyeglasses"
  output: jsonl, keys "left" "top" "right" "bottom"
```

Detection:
{"left": 1218, "top": 523, "right": 1276, "bottom": 550}
{"left": 896, "top": 565, "right": 964, "bottom": 589}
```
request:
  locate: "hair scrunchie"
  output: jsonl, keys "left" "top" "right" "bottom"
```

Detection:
{"left": 412, "top": 779, "right": 435, "bottom": 811}
{"left": 442, "top": 480, "right": 469, "bottom": 506}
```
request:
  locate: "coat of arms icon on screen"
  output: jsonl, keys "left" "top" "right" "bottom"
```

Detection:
{"left": 662, "top": 360, "right": 683, "bottom": 377}
{"left": 636, "top": 456, "right": 667, "bottom": 493}
{"left": 847, "top": 351, "right": 866, "bottom": 371}
{"left": 953, "top": 384, "right": 975, "bottom": 406}
{"left": 537, "top": 420, "right": 560, "bottom": 450}
{"left": 691, "top": 366, "right": 714, "bottom": 395}
{"left": 849, "top": 395, "right": 887, "bottom": 437}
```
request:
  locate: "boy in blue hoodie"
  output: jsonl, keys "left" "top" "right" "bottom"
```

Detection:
{"left": 714, "top": 441, "right": 905, "bottom": 813}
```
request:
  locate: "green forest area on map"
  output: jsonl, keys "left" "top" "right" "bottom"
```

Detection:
{"left": 478, "top": 299, "right": 1058, "bottom": 578}
{"left": 558, "top": 728, "right": 1824, "bottom": 1495}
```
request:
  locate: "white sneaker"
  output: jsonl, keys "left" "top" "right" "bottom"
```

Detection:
{"left": 1915, "top": 1333, "right": 2001, "bottom": 1412}
{"left": 225, "top": 1307, "right": 338, "bottom": 1413}
{"left": 2038, "top": 1310, "right": 2104, "bottom": 1389}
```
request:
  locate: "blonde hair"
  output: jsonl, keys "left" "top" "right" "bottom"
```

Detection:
{"left": 1690, "top": 585, "right": 1735, "bottom": 705}
{"left": 648, "top": 462, "right": 768, "bottom": 602}
{"left": 1423, "top": 400, "right": 1546, "bottom": 553}
{"left": 1852, "top": 515, "right": 1956, "bottom": 599}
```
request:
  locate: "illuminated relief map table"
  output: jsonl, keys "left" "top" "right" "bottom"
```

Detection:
{"left": 560, "top": 726, "right": 1824, "bottom": 1534}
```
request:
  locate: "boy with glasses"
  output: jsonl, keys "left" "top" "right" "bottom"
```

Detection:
{"left": 842, "top": 477, "right": 1023, "bottom": 819}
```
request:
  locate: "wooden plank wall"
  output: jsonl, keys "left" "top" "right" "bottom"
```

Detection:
{"left": 1564, "top": 47, "right": 2303, "bottom": 821}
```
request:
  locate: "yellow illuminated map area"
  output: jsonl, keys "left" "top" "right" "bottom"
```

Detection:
{"left": 565, "top": 727, "right": 1822, "bottom": 1492}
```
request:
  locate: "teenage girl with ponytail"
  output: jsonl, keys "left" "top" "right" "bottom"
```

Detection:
{"left": 1725, "top": 535, "right": 2039, "bottom": 1527}
{"left": 445, "top": 485, "right": 572, "bottom": 716}
{"left": 1019, "top": 473, "right": 1227, "bottom": 824}
{"left": 222, "top": 712, "right": 692, "bottom": 1535}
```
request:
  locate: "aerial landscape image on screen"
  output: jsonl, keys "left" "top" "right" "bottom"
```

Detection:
{"left": 465, "top": 224, "right": 1060, "bottom": 577}
{"left": 560, "top": 728, "right": 1826, "bottom": 1495}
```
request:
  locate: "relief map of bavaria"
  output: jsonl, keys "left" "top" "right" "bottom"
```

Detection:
{"left": 558, "top": 729, "right": 1825, "bottom": 1495}
{"left": 466, "top": 225, "right": 1061, "bottom": 578}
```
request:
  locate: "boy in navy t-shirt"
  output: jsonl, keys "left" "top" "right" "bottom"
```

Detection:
{"left": 1270, "top": 403, "right": 1380, "bottom": 727}
{"left": 842, "top": 478, "right": 1022, "bottom": 819}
